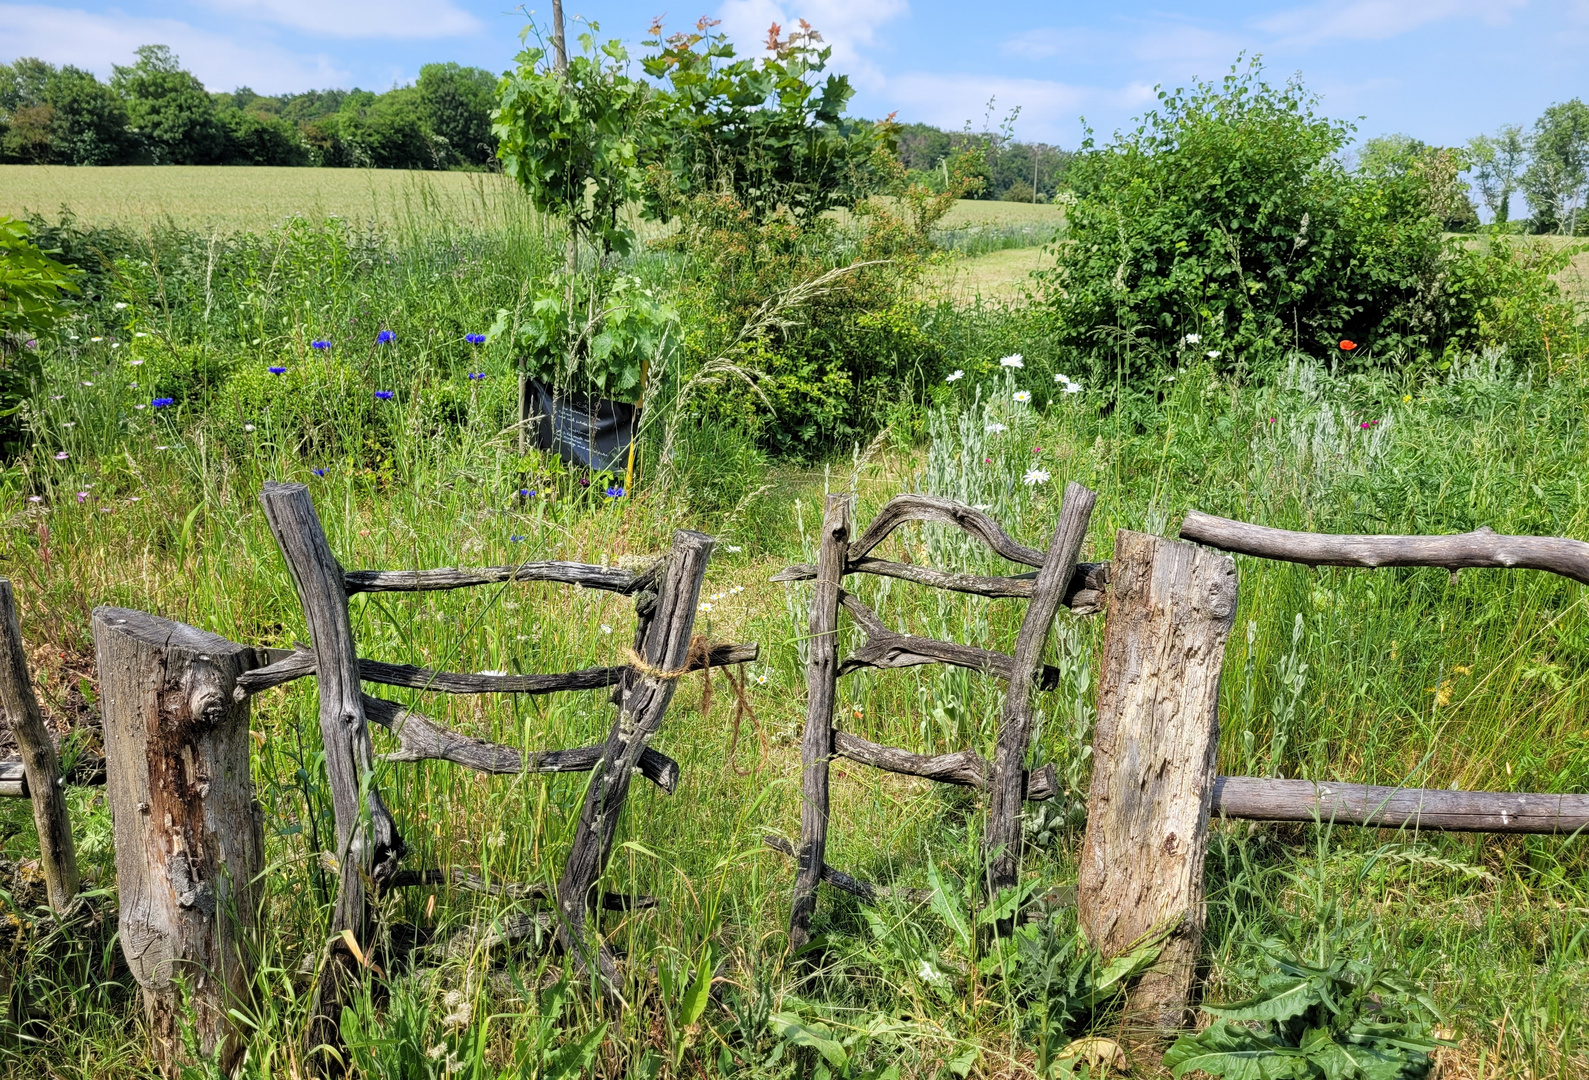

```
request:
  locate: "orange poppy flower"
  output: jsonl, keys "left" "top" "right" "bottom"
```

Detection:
{"left": 1340, "top": 340, "right": 1357, "bottom": 351}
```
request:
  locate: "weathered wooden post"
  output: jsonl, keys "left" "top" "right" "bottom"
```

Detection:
{"left": 788, "top": 493, "right": 850, "bottom": 953}
{"left": 259, "top": 481, "right": 404, "bottom": 1059}
{"left": 1078, "top": 530, "right": 1237, "bottom": 1030}
{"left": 983, "top": 482, "right": 1095, "bottom": 900}
{"left": 93, "top": 608, "right": 266, "bottom": 1073}
{"left": 555, "top": 529, "right": 715, "bottom": 988}
{"left": 0, "top": 578, "right": 79, "bottom": 914}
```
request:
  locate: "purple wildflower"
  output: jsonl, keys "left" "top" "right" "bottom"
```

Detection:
{"left": 311, "top": 340, "right": 330, "bottom": 350}
{"left": 269, "top": 366, "right": 286, "bottom": 375}
{"left": 465, "top": 334, "right": 486, "bottom": 345}
{"left": 375, "top": 390, "right": 394, "bottom": 400}
{"left": 377, "top": 330, "right": 395, "bottom": 344}
{"left": 604, "top": 486, "right": 625, "bottom": 499}
{"left": 152, "top": 397, "right": 174, "bottom": 408}
{"left": 313, "top": 468, "right": 327, "bottom": 477}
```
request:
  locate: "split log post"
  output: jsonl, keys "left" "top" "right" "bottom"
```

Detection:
{"left": 983, "top": 482, "right": 1096, "bottom": 901}
{"left": 259, "top": 481, "right": 405, "bottom": 1061}
{"left": 0, "top": 579, "right": 79, "bottom": 913}
{"left": 1078, "top": 531, "right": 1237, "bottom": 1031}
{"left": 92, "top": 608, "right": 266, "bottom": 1073}
{"left": 788, "top": 494, "right": 850, "bottom": 953}
{"left": 554, "top": 529, "right": 715, "bottom": 990}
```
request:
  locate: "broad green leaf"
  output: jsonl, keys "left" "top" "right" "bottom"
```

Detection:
{"left": 680, "top": 945, "right": 714, "bottom": 1028}
{"left": 1162, "top": 1022, "right": 1309, "bottom": 1080}
{"left": 544, "top": 1023, "right": 607, "bottom": 1079}
{"left": 769, "top": 1012, "right": 848, "bottom": 1069}
{"left": 925, "top": 857, "right": 971, "bottom": 951}
{"left": 1203, "top": 974, "right": 1321, "bottom": 1023}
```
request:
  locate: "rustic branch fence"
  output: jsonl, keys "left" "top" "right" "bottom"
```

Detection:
{"left": 5, "top": 489, "right": 1589, "bottom": 1066}
{"left": 768, "top": 485, "right": 1104, "bottom": 946}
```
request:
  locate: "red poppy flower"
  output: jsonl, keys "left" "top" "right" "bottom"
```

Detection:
{"left": 1340, "top": 339, "right": 1357, "bottom": 351}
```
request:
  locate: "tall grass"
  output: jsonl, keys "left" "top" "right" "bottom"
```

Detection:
{"left": 0, "top": 208, "right": 1585, "bottom": 1078}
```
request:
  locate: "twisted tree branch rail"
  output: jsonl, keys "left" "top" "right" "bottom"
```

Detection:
{"left": 849, "top": 494, "right": 1048, "bottom": 565}
{"left": 763, "top": 836, "right": 932, "bottom": 906}
{"left": 1180, "top": 510, "right": 1589, "bottom": 586}
{"left": 359, "top": 694, "right": 680, "bottom": 793}
{"left": 835, "top": 593, "right": 1061, "bottom": 689}
{"left": 235, "top": 642, "right": 757, "bottom": 698}
{"left": 832, "top": 731, "right": 1059, "bottom": 800}
{"left": 0, "top": 755, "right": 105, "bottom": 798}
{"left": 1212, "top": 777, "right": 1589, "bottom": 833}
{"left": 380, "top": 868, "right": 659, "bottom": 910}
{"left": 343, "top": 559, "right": 661, "bottom": 596}
{"left": 773, "top": 557, "right": 1110, "bottom": 612}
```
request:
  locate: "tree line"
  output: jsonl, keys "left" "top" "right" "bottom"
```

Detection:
{"left": 0, "top": 46, "right": 498, "bottom": 169}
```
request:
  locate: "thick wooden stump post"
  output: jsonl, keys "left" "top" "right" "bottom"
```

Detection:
{"left": 788, "top": 494, "right": 849, "bottom": 953}
{"left": 1078, "top": 531, "right": 1237, "bottom": 1030}
{"left": 555, "top": 529, "right": 714, "bottom": 990}
{"left": 93, "top": 607, "right": 266, "bottom": 1073}
{"left": 0, "top": 579, "right": 79, "bottom": 914}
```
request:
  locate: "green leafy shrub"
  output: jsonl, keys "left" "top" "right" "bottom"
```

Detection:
{"left": 639, "top": 18, "right": 893, "bottom": 225}
{"left": 1038, "top": 61, "right": 1580, "bottom": 381}
{"left": 1, "top": 216, "right": 81, "bottom": 455}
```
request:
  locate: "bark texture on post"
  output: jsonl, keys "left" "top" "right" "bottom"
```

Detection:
{"left": 1078, "top": 531, "right": 1237, "bottom": 1031}
{"left": 788, "top": 494, "right": 850, "bottom": 952}
{"left": 983, "top": 482, "right": 1096, "bottom": 897}
{"left": 0, "top": 579, "right": 78, "bottom": 913}
{"left": 555, "top": 529, "right": 714, "bottom": 989}
{"left": 259, "top": 482, "right": 403, "bottom": 941}
{"left": 93, "top": 607, "right": 265, "bottom": 1074}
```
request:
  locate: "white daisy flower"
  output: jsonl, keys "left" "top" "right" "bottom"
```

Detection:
{"left": 945, "top": 369, "right": 964, "bottom": 382}
{"left": 1023, "top": 467, "right": 1051, "bottom": 486}
{"left": 1013, "top": 390, "right": 1031, "bottom": 404}
{"left": 1182, "top": 333, "right": 1200, "bottom": 345}
{"left": 985, "top": 422, "right": 1007, "bottom": 433}
{"left": 999, "top": 354, "right": 1024, "bottom": 368}
{"left": 1206, "top": 349, "right": 1221, "bottom": 359}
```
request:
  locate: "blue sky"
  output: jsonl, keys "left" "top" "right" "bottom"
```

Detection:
{"left": 3, "top": 1, "right": 1586, "bottom": 148}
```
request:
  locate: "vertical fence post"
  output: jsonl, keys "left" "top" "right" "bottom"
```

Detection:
{"left": 983, "top": 482, "right": 1095, "bottom": 901}
{"left": 555, "top": 528, "right": 715, "bottom": 989}
{"left": 1078, "top": 530, "right": 1237, "bottom": 1030}
{"left": 788, "top": 493, "right": 850, "bottom": 953}
{"left": 93, "top": 607, "right": 266, "bottom": 1074}
{"left": 259, "top": 481, "right": 405, "bottom": 1059}
{"left": 0, "top": 578, "right": 79, "bottom": 914}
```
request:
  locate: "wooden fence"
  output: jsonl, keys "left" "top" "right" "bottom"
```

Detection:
{"left": 4, "top": 492, "right": 1589, "bottom": 1065}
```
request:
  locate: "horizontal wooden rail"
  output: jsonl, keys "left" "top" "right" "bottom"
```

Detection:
{"left": 236, "top": 642, "right": 757, "bottom": 698}
{"left": 1181, "top": 510, "right": 1589, "bottom": 587}
{"left": 762, "top": 835, "right": 931, "bottom": 906}
{"left": 0, "top": 756, "right": 106, "bottom": 798}
{"left": 833, "top": 731, "right": 1059, "bottom": 800}
{"left": 1212, "top": 776, "right": 1589, "bottom": 834}
{"left": 342, "top": 559, "right": 659, "bottom": 596}
{"left": 361, "top": 694, "right": 680, "bottom": 794}
{"left": 848, "top": 494, "right": 1048, "bottom": 566}
{"left": 773, "top": 557, "right": 1110, "bottom": 612}
{"left": 836, "top": 594, "right": 1060, "bottom": 689}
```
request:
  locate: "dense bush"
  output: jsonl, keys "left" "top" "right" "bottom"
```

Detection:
{"left": 1038, "top": 63, "right": 1582, "bottom": 381}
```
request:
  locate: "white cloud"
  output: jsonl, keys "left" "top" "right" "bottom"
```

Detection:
{"left": 0, "top": 4, "right": 348, "bottom": 92}
{"left": 1257, "top": 0, "right": 1524, "bottom": 44}
{"left": 713, "top": 0, "right": 909, "bottom": 89}
{"left": 200, "top": 0, "right": 481, "bottom": 39}
{"left": 1004, "top": 22, "right": 1246, "bottom": 73}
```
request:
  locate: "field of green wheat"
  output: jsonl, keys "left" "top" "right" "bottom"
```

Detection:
{"left": 0, "top": 174, "right": 1585, "bottom": 1080}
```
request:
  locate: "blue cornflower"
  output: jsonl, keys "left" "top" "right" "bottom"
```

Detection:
{"left": 311, "top": 340, "right": 330, "bottom": 350}
{"left": 465, "top": 334, "right": 486, "bottom": 344}
{"left": 518, "top": 488, "right": 529, "bottom": 496}
{"left": 151, "top": 397, "right": 174, "bottom": 408}
{"left": 375, "top": 390, "right": 394, "bottom": 400}
{"left": 313, "top": 468, "right": 327, "bottom": 476}
{"left": 268, "top": 366, "right": 286, "bottom": 375}
{"left": 605, "top": 486, "right": 626, "bottom": 499}
{"left": 467, "top": 372, "right": 486, "bottom": 380}
{"left": 509, "top": 534, "right": 525, "bottom": 543}
{"left": 376, "top": 330, "right": 395, "bottom": 344}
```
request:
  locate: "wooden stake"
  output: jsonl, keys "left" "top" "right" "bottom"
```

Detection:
{"left": 788, "top": 494, "right": 850, "bottom": 952}
{"left": 0, "top": 579, "right": 78, "bottom": 914}
{"left": 259, "top": 482, "right": 404, "bottom": 1063}
{"left": 1078, "top": 530, "right": 1237, "bottom": 1031}
{"left": 554, "top": 529, "right": 714, "bottom": 990}
{"left": 983, "top": 482, "right": 1095, "bottom": 900}
{"left": 92, "top": 608, "right": 266, "bottom": 1073}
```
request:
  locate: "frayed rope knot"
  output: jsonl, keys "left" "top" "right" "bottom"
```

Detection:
{"left": 624, "top": 633, "right": 715, "bottom": 683}
{"left": 624, "top": 634, "right": 765, "bottom": 774}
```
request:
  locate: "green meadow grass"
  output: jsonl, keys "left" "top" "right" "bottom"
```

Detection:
{"left": 0, "top": 204, "right": 1585, "bottom": 1078}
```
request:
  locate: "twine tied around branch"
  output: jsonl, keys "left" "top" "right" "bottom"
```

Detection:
{"left": 625, "top": 634, "right": 766, "bottom": 775}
